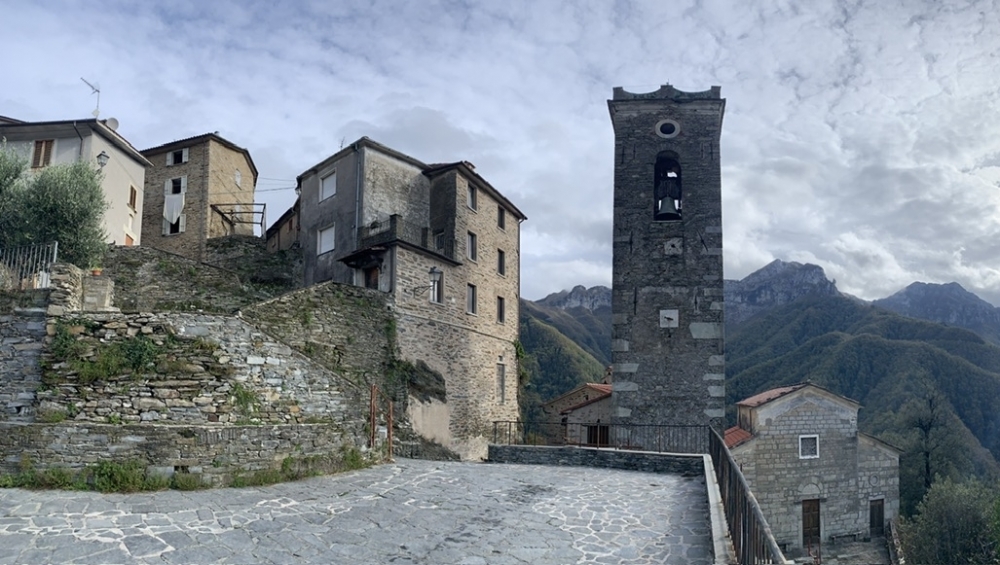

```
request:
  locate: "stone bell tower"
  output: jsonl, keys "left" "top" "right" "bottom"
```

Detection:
{"left": 608, "top": 84, "right": 726, "bottom": 438}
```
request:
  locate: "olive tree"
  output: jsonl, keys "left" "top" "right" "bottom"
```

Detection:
{"left": 0, "top": 146, "right": 108, "bottom": 268}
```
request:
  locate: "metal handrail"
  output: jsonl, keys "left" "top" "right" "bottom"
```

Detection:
{"left": 491, "top": 420, "right": 709, "bottom": 454}
{"left": 709, "top": 428, "right": 789, "bottom": 564}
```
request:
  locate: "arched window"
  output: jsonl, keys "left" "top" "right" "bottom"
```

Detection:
{"left": 654, "top": 152, "right": 682, "bottom": 221}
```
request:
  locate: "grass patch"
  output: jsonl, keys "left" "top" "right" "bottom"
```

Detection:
{"left": 37, "top": 408, "right": 68, "bottom": 423}
{"left": 230, "top": 382, "right": 260, "bottom": 416}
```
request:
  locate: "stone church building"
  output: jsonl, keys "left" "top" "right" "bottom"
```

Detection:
{"left": 725, "top": 383, "right": 900, "bottom": 553}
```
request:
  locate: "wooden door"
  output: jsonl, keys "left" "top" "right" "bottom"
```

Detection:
{"left": 870, "top": 499, "right": 885, "bottom": 537}
{"left": 802, "top": 499, "right": 821, "bottom": 547}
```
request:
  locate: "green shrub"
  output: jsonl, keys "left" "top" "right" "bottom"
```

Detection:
{"left": 171, "top": 472, "right": 207, "bottom": 491}
{"left": 89, "top": 460, "right": 146, "bottom": 493}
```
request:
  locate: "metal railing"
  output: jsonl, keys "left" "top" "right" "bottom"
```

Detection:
{"left": 491, "top": 421, "right": 709, "bottom": 454}
{"left": 359, "top": 215, "right": 443, "bottom": 257}
{"left": 0, "top": 241, "right": 58, "bottom": 291}
{"left": 709, "top": 428, "right": 789, "bottom": 564}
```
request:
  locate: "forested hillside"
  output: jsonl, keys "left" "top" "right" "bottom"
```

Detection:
{"left": 727, "top": 294, "right": 1000, "bottom": 513}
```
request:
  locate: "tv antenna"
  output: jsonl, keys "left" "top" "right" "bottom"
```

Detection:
{"left": 80, "top": 77, "right": 101, "bottom": 118}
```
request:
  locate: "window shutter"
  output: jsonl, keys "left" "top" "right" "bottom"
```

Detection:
{"left": 163, "top": 179, "right": 171, "bottom": 196}
{"left": 179, "top": 214, "right": 186, "bottom": 233}
{"left": 166, "top": 152, "right": 173, "bottom": 166}
{"left": 182, "top": 148, "right": 189, "bottom": 163}
{"left": 180, "top": 176, "right": 187, "bottom": 193}
{"left": 162, "top": 218, "right": 169, "bottom": 235}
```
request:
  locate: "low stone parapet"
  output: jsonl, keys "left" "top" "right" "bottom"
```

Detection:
{"left": 487, "top": 444, "right": 705, "bottom": 476}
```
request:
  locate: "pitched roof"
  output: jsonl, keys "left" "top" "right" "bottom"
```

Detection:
{"left": 422, "top": 161, "right": 527, "bottom": 220}
{"left": 561, "top": 386, "right": 613, "bottom": 414}
{"left": 737, "top": 384, "right": 809, "bottom": 408}
{"left": 0, "top": 118, "right": 151, "bottom": 167}
{"left": 724, "top": 426, "right": 753, "bottom": 449}
{"left": 141, "top": 133, "right": 258, "bottom": 183}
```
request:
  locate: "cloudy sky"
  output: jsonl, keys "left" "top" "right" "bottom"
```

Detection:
{"left": 4, "top": 0, "right": 1000, "bottom": 303}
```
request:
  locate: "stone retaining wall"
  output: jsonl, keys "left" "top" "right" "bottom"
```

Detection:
{"left": 487, "top": 445, "right": 705, "bottom": 477}
{"left": 0, "top": 308, "right": 46, "bottom": 422}
{"left": 0, "top": 421, "right": 364, "bottom": 485}
{"left": 39, "top": 311, "right": 364, "bottom": 426}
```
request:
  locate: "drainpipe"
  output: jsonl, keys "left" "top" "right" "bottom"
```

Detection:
{"left": 353, "top": 142, "right": 362, "bottom": 250}
{"left": 72, "top": 121, "right": 85, "bottom": 160}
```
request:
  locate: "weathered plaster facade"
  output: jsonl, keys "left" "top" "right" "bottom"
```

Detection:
{"left": 0, "top": 118, "right": 150, "bottom": 246}
{"left": 727, "top": 384, "right": 900, "bottom": 552}
{"left": 293, "top": 138, "right": 525, "bottom": 459}
{"left": 608, "top": 84, "right": 726, "bottom": 435}
{"left": 140, "top": 134, "right": 258, "bottom": 261}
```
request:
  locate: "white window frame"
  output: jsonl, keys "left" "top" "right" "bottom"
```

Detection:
{"left": 167, "top": 147, "right": 189, "bottom": 166}
{"left": 799, "top": 435, "right": 819, "bottom": 459}
{"left": 466, "top": 283, "right": 477, "bottom": 314}
{"left": 320, "top": 170, "right": 337, "bottom": 201}
{"left": 467, "top": 185, "right": 477, "bottom": 211}
{"left": 317, "top": 224, "right": 336, "bottom": 255}
{"left": 467, "top": 231, "right": 477, "bottom": 262}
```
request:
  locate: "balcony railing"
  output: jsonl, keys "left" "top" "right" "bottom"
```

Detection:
{"left": 709, "top": 428, "right": 789, "bottom": 564}
{"left": 359, "top": 215, "right": 432, "bottom": 251}
{"left": 0, "top": 241, "right": 58, "bottom": 291}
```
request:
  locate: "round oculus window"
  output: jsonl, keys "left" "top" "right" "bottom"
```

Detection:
{"left": 655, "top": 119, "right": 680, "bottom": 139}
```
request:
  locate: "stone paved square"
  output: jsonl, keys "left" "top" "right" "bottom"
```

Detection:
{"left": 0, "top": 459, "right": 713, "bottom": 564}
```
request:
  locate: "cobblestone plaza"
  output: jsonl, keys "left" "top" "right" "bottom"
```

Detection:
{"left": 0, "top": 459, "right": 713, "bottom": 564}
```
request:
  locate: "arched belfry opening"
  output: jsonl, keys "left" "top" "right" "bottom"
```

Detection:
{"left": 654, "top": 151, "right": 682, "bottom": 221}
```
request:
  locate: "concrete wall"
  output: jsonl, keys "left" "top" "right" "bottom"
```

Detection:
{"left": 487, "top": 445, "right": 706, "bottom": 477}
{"left": 300, "top": 148, "right": 361, "bottom": 286}
{"left": 609, "top": 85, "right": 726, "bottom": 433}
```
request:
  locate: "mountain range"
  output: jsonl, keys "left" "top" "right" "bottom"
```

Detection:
{"left": 518, "top": 260, "right": 1000, "bottom": 513}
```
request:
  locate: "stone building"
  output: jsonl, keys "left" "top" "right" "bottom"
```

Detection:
{"left": 607, "top": 84, "right": 726, "bottom": 441}
{"left": 0, "top": 117, "right": 150, "bottom": 246}
{"left": 288, "top": 137, "right": 526, "bottom": 459}
{"left": 538, "top": 382, "right": 613, "bottom": 444}
{"left": 265, "top": 199, "right": 299, "bottom": 252}
{"left": 140, "top": 133, "right": 259, "bottom": 261}
{"left": 725, "top": 383, "right": 900, "bottom": 553}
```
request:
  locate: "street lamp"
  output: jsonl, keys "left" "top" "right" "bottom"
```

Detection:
{"left": 410, "top": 267, "right": 443, "bottom": 295}
{"left": 96, "top": 151, "right": 109, "bottom": 169}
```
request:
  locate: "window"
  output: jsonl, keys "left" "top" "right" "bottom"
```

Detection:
{"left": 318, "top": 224, "right": 335, "bottom": 255}
{"left": 430, "top": 272, "right": 444, "bottom": 303}
{"left": 496, "top": 361, "right": 506, "bottom": 404}
{"left": 497, "top": 206, "right": 506, "bottom": 230}
{"left": 467, "top": 185, "right": 477, "bottom": 210}
{"left": 466, "top": 284, "right": 477, "bottom": 314}
{"left": 32, "top": 140, "right": 54, "bottom": 169}
{"left": 497, "top": 249, "right": 506, "bottom": 276}
{"left": 128, "top": 186, "right": 137, "bottom": 210}
{"left": 163, "top": 215, "right": 185, "bottom": 235}
{"left": 799, "top": 435, "right": 819, "bottom": 459}
{"left": 167, "top": 148, "right": 188, "bottom": 166}
{"left": 467, "top": 232, "right": 477, "bottom": 261}
{"left": 171, "top": 177, "right": 184, "bottom": 194}
{"left": 321, "top": 171, "right": 337, "bottom": 201}
{"left": 496, "top": 296, "right": 505, "bottom": 324}
{"left": 363, "top": 267, "right": 379, "bottom": 290}
{"left": 654, "top": 152, "right": 682, "bottom": 221}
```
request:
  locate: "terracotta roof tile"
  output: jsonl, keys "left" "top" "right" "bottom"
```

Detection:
{"left": 724, "top": 426, "right": 753, "bottom": 449}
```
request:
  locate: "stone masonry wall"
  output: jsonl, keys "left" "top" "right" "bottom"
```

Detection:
{"left": 38, "top": 311, "right": 364, "bottom": 427}
{"left": 487, "top": 445, "right": 706, "bottom": 477}
{"left": 0, "top": 306, "right": 46, "bottom": 422}
{"left": 0, "top": 422, "right": 360, "bottom": 486}
{"left": 206, "top": 139, "right": 256, "bottom": 238}
{"left": 141, "top": 140, "right": 211, "bottom": 261}
{"left": 609, "top": 85, "right": 726, "bottom": 433}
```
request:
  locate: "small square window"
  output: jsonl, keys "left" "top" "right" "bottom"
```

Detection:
{"left": 171, "top": 178, "right": 183, "bottom": 194}
{"left": 321, "top": 171, "right": 337, "bottom": 201}
{"left": 496, "top": 296, "right": 505, "bottom": 324}
{"left": 318, "top": 224, "right": 335, "bottom": 255}
{"left": 497, "top": 249, "right": 506, "bottom": 276}
{"left": 467, "top": 185, "right": 477, "bottom": 210}
{"left": 498, "top": 206, "right": 506, "bottom": 230}
{"left": 466, "top": 284, "right": 477, "bottom": 314}
{"left": 799, "top": 435, "right": 819, "bottom": 459}
{"left": 171, "top": 149, "right": 185, "bottom": 165}
{"left": 467, "top": 232, "right": 477, "bottom": 262}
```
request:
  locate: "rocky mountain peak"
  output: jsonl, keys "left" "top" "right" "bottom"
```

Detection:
{"left": 725, "top": 259, "right": 840, "bottom": 328}
{"left": 538, "top": 285, "right": 612, "bottom": 312}
{"left": 873, "top": 281, "right": 1000, "bottom": 344}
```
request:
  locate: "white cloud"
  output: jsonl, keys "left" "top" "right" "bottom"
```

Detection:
{"left": 5, "top": 0, "right": 1000, "bottom": 304}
